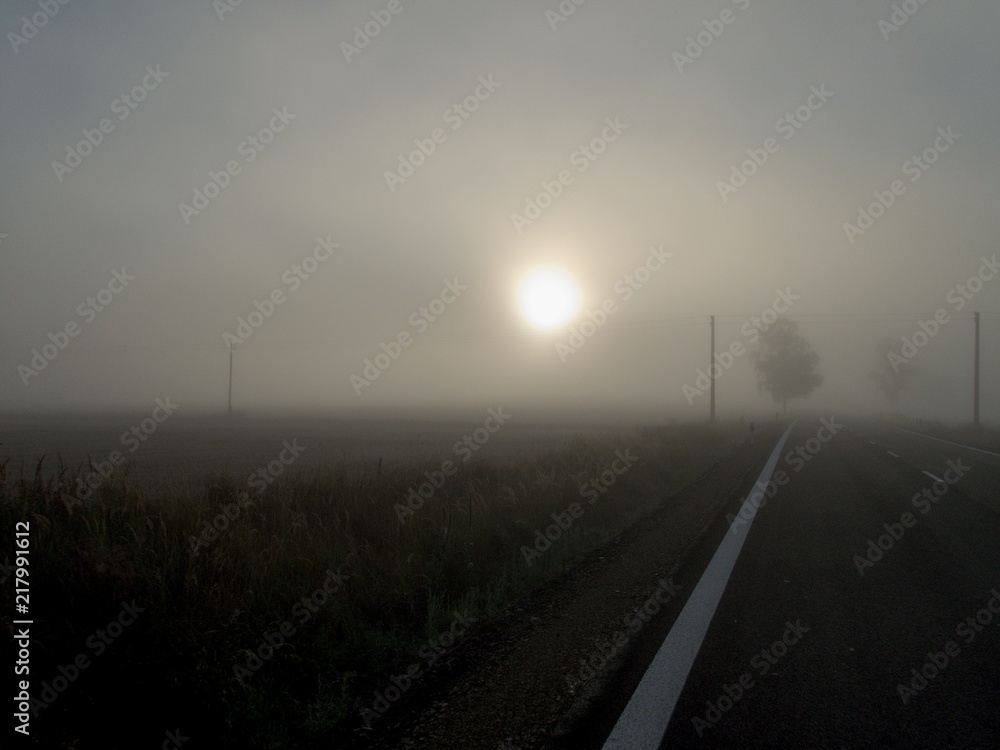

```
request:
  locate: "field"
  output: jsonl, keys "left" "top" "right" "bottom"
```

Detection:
{"left": 0, "top": 413, "right": 744, "bottom": 748}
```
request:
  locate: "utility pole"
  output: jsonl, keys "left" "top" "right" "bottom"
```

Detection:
{"left": 710, "top": 315, "right": 716, "bottom": 422}
{"left": 227, "top": 342, "right": 235, "bottom": 415}
{"left": 973, "top": 311, "right": 980, "bottom": 425}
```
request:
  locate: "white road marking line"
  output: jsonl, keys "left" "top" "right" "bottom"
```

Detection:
{"left": 922, "top": 470, "right": 945, "bottom": 483}
{"left": 869, "top": 440, "right": 877, "bottom": 445}
{"left": 601, "top": 422, "right": 797, "bottom": 750}
{"left": 888, "top": 451, "right": 900, "bottom": 458}
{"left": 883, "top": 423, "right": 1000, "bottom": 458}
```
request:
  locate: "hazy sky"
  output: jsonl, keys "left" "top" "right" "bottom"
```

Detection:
{"left": 2, "top": 1, "right": 998, "bottom": 421}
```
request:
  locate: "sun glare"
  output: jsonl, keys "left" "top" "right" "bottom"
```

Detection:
{"left": 518, "top": 268, "right": 580, "bottom": 329}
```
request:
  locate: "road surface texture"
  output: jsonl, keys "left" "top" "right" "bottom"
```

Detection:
{"left": 347, "top": 419, "right": 999, "bottom": 749}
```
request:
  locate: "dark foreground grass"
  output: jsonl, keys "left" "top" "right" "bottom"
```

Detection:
{"left": 1, "top": 422, "right": 742, "bottom": 749}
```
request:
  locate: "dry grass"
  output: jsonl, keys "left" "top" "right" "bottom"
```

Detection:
{"left": 0, "top": 421, "right": 741, "bottom": 748}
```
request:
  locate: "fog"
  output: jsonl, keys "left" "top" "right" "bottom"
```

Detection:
{"left": 2, "top": 1, "right": 998, "bottom": 423}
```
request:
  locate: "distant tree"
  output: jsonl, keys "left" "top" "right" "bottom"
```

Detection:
{"left": 752, "top": 317, "right": 823, "bottom": 413}
{"left": 869, "top": 338, "right": 916, "bottom": 412}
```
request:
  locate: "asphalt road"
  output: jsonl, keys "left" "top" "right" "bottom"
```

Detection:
{"left": 593, "top": 419, "right": 1000, "bottom": 749}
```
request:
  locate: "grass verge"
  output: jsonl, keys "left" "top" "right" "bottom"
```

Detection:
{"left": 0, "top": 421, "right": 742, "bottom": 748}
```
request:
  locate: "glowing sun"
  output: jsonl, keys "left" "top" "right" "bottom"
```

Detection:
{"left": 517, "top": 267, "right": 580, "bottom": 329}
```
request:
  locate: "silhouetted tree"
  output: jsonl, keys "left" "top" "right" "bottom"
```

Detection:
{"left": 752, "top": 317, "right": 822, "bottom": 413}
{"left": 869, "top": 338, "right": 915, "bottom": 412}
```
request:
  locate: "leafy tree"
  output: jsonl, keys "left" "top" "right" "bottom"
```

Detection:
{"left": 752, "top": 317, "right": 822, "bottom": 413}
{"left": 869, "top": 338, "right": 916, "bottom": 411}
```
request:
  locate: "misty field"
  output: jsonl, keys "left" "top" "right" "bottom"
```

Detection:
{"left": 0, "top": 418, "right": 743, "bottom": 749}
